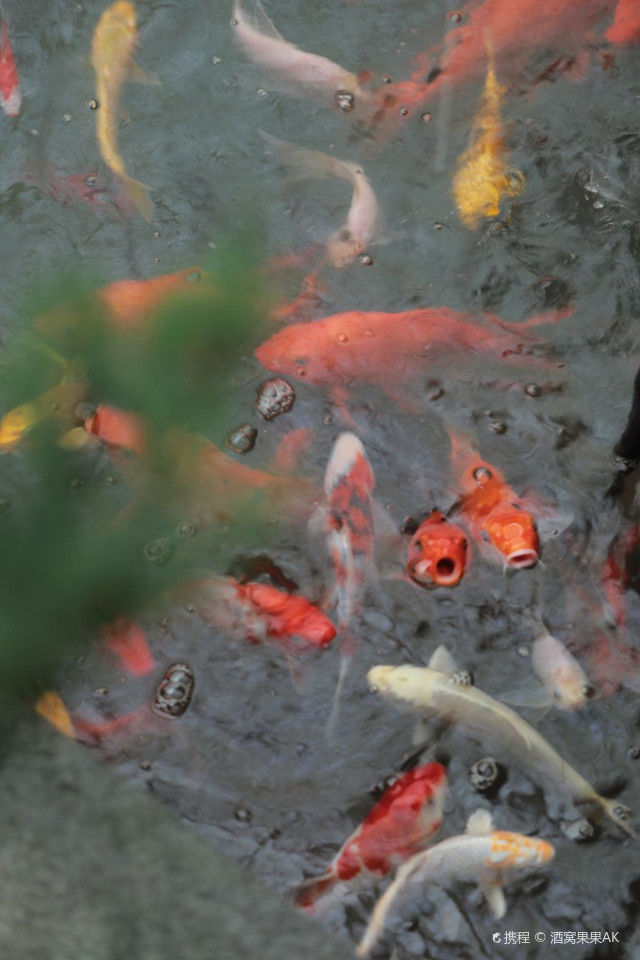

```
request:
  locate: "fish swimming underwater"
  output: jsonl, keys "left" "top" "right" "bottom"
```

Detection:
{"left": 449, "top": 431, "right": 539, "bottom": 569}
{"left": 530, "top": 631, "right": 594, "bottom": 712}
{"left": 98, "top": 268, "right": 206, "bottom": 330}
{"left": 321, "top": 432, "right": 376, "bottom": 732}
{"left": 296, "top": 762, "right": 448, "bottom": 911}
{"left": 91, "top": 1, "right": 153, "bottom": 219}
{"left": 405, "top": 510, "right": 469, "bottom": 588}
{"left": 261, "top": 132, "right": 380, "bottom": 268}
{"left": 255, "top": 305, "right": 569, "bottom": 415}
{"left": 356, "top": 808, "right": 554, "bottom": 957}
{"left": 0, "top": 16, "right": 20, "bottom": 117}
{"left": 367, "top": 648, "right": 635, "bottom": 836}
{"left": 232, "top": 0, "right": 368, "bottom": 104}
{"left": 606, "top": 0, "right": 640, "bottom": 44}
{"left": 84, "top": 403, "right": 146, "bottom": 453}
{"left": 452, "top": 42, "right": 525, "bottom": 229}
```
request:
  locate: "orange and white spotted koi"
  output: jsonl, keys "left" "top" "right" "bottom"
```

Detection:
{"left": 357, "top": 808, "right": 553, "bottom": 956}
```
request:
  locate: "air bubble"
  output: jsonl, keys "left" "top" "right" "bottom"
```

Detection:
{"left": 143, "top": 537, "right": 173, "bottom": 566}
{"left": 225, "top": 423, "right": 257, "bottom": 454}
{"left": 334, "top": 89, "right": 355, "bottom": 112}
{"left": 257, "top": 379, "right": 295, "bottom": 420}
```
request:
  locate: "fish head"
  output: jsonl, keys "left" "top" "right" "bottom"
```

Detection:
{"left": 255, "top": 323, "right": 327, "bottom": 385}
{"left": 406, "top": 512, "right": 469, "bottom": 587}
{"left": 326, "top": 228, "right": 364, "bottom": 268}
{"left": 110, "top": 1, "right": 136, "bottom": 30}
{"left": 482, "top": 506, "right": 539, "bottom": 568}
{"left": 367, "top": 664, "right": 438, "bottom": 712}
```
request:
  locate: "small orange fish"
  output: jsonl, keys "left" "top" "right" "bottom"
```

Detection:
{"left": 0, "top": 17, "right": 20, "bottom": 117}
{"left": 102, "top": 618, "right": 155, "bottom": 676}
{"left": 450, "top": 432, "right": 538, "bottom": 568}
{"left": 84, "top": 403, "right": 146, "bottom": 452}
{"left": 35, "top": 691, "right": 75, "bottom": 738}
{"left": 452, "top": 43, "right": 524, "bottom": 229}
{"left": 98, "top": 267, "right": 206, "bottom": 330}
{"left": 406, "top": 510, "right": 469, "bottom": 588}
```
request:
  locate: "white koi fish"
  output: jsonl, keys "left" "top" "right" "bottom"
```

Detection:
{"left": 531, "top": 632, "right": 595, "bottom": 712}
{"left": 356, "top": 808, "right": 554, "bottom": 957}
{"left": 232, "top": 0, "right": 367, "bottom": 103}
{"left": 367, "top": 646, "right": 635, "bottom": 836}
{"left": 260, "top": 131, "right": 380, "bottom": 267}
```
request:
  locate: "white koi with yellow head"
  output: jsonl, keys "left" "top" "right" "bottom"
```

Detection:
{"left": 357, "top": 808, "right": 554, "bottom": 957}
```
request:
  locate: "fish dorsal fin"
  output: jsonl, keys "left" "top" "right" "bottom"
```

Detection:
{"left": 480, "top": 880, "right": 506, "bottom": 919}
{"left": 465, "top": 808, "right": 493, "bottom": 835}
{"left": 235, "top": 0, "right": 285, "bottom": 42}
{"left": 428, "top": 645, "right": 459, "bottom": 675}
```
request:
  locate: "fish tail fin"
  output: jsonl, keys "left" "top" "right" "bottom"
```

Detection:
{"left": 259, "top": 129, "right": 351, "bottom": 183}
{"left": 124, "top": 176, "right": 153, "bottom": 221}
{"left": 324, "top": 639, "right": 355, "bottom": 739}
{"left": 599, "top": 796, "right": 637, "bottom": 838}
{"left": 295, "top": 871, "right": 339, "bottom": 911}
{"left": 234, "top": 0, "right": 285, "bottom": 42}
{"left": 516, "top": 306, "right": 575, "bottom": 329}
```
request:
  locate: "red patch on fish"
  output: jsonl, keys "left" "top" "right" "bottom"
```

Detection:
{"left": 0, "top": 19, "right": 20, "bottom": 118}
{"left": 450, "top": 431, "right": 539, "bottom": 567}
{"left": 98, "top": 267, "right": 206, "bottom": 331}
{"left": 85, "top": 404, "right": 146, "bottom": 452}
{"left": 406, "top": 510, "right": 469, "bottom": 587}
{"left": 296, "top": 762, "right": 447, "bottom": 910}
{"left": 102, "top": 618, "right": 155, "bottom": 676}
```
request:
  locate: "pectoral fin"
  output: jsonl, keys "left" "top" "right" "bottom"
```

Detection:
{"left": 412, "top": 716, "right": 429, "bottom": 746}
{"left": 465, "top": 809, "right": 493, "bottom": 835}
{"left": 480, "top": 881, "right": 506, "bottom": 919}
{"left": 428, "top": 644, "right": 459, "bottom": 675}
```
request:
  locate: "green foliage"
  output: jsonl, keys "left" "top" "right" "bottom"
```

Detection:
{"left": 0, "top": 244, "right": 266, "bottom": 698}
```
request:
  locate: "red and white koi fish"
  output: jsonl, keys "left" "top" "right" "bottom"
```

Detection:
{"left": 185, "top": 575, "right": 336, "bottom": 655}
{"left": 406, "top": 510, "right": 469, "bottom": 588}
{"left": 296, "top": 762, "right": 448, "bottom": 911}
{"left": 261, "top": 131, "right": 380, "bottom": 268}
{"left": 357, "top": 808, "right": 554, "bottom": 957}
{"left": 0, "top": 17, "right": 20, "bottom": 117}
{"left": 322, "top": 432, "right": 376, "bottom": 732}
{"left": 450, "top": 431, "right": 539, "bottom": 569}
{"left": 232, "top": 0, "right": 368, "bottom": 103}
{"left": 102, "top": 618, "right": 155, "bottom": 677}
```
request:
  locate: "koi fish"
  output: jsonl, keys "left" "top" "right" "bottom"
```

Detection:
{"left": 367, "top": 647, "right": 635, "bottom": 836}
{"left": 452, "top": 43, "right": 524, "bottom": 229}
{"left": 102, "top": 618, "right": 155, "bottom": 676}
{"left": 296, "top": 762, "right": 448, "bottom": 911}
{"left": 232, "top": 0, "right": 368, "bottom": 103}
{"left": 357, "top": 808, "right": 554, "bottom": 957}
{"left": 185, "top": 575, "right": 336, "bottom": 654}
{"left": 503, "top": 628, "right": 595, "bottom": 712}
{"left": 0, "top": 17, "right": 20, "bottom": 117}
{"left": 583, "top": 628, "right": 640, "bottom": 697}
{"left": 84, "top": 403, "right": 146, "bottom": 453}
{"left": 601, "top": 523, "right": 640, "bottom": 629}
{"left": 0, "top": 378, "right": 87, "bottom": 451}
{"left": 606, "top": 0, "right": 640, "bottom": 44}
{"left": 406, "top": 510, "right": 469, "bottom": 588}
{"left": 91, "top": 1, "right": 153, "bottom": 219}
{"left": 98, "top": 267, "right": 206, "bottom": 330}
{"left": 261, "top": 132, "right": 380, "bottom": 268}
{"left": 322, "top": 432, "right": 376, "bottom": 732}
{"left": 255, "top": 306, "right": 569, "bottom": 416}
{"left": 449, "top": 431, "right": 538, "bottom": 569}
{"left": 35, "top": 691, "right": 75, "bottom": 739}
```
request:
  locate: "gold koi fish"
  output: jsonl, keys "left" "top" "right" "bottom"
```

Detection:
{"left": 452, "top": 42, "right": 525, "bottom": 229}
{"left": 91, "top": 1, "right": 153, "bottom": 220}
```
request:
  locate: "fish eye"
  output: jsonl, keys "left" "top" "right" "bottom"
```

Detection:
{"left": 481, "top": 530, "right": 490, "bottom": 542}
{"left": 582, "top": 683, "right": 596, "bottom": 698}
{"left": 473, "top": 466, "right": 492, "bottom": 482}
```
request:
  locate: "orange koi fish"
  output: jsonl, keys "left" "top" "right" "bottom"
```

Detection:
{"left": 84, "top": 403, "right": 146, "bottom": 452}
{"left": 450, "top": 432, "right": 539, "bottom": 568}
{"left": 322, "top": 432, "right": 376, "bottom": 731}
{"left": 35, "top": 691, "right": 75, "bottom": 738}
{"left": 296, "top": 763, "right": 448, "bottom": 911}
{"left": 606, "top": 0, "right": 640, "bottom": 44}
{"left": 255, "top": 306, "right": 569, "bottom": 415}
{"left": 452, "top": 44, "right": 524, "bottom": 229}
{"left": 98, "top": 267, "right": 206, "bottom": 330}
{"left": 91, "top": 1, "right": 153, "bottom": 219}
{"left": 102, "top": 618, "right": 155, "bottom": 676}
{"left": 186, "top": 576, "right": 336, "bottom": 654}
{"left": 406, "top": 510, "right": 469, "bottom": 588}
{"left": 0, "top": 17, "right": 20, "bottom": 117}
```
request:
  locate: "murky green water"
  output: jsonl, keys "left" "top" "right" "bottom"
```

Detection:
{"left": 4, "top": 0, "right": 640, "bottom": 957}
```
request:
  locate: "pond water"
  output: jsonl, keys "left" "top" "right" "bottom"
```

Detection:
{"left": 4, "top": 0, "right": 640, "bottom": 957}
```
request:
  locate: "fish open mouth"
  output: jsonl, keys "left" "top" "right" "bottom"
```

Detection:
{"left": 411, "top": 557, "right": 462, "bottom": 587}
{"left": 506, "top": 549, "right": 538, "bottom": 569}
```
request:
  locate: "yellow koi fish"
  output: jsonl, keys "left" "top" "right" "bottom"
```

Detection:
{"left": 91, "top": 1, "right": 152, "bottom": 220}
{"left": 35, "top": 691, "right": 75, "bottom": 739}
{"left": 0, "top": 378, "right": 87, "bottom": 451}
{"left": 452, "top": 42, "right": 524, "bottom": 229}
